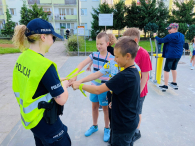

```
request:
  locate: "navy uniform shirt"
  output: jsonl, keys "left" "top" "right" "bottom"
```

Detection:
{"left": 33, "top": 54, "right": 64, "bottom": 99}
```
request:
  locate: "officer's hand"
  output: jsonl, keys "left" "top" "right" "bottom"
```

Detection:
{"left": 72, "top": 82, "right": 80, "bottom": 90}
{"left": 62, "top": 80, "right": 69, "bottom": 88}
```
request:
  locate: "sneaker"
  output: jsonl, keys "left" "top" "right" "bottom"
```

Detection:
{"left": 103, "top": 128, "right": 110, "bottom": 142}
{"left": 99, "top": 105, "right": 103, "bottom": 111}
{"left": 190, "top": 62, "right": 192, "bottom": 67}
{"left": 132, "top": 130, "right": 141, "bottom": 142}
{"left": 170, "top": 82, "right": 177, "bottom": 86}
{"left": 169, "top": 82, "right": 178, "bottom": 90}
{"left": 85, "top": 126, "right": 98, "bottom": 137}
{"left": 191, "top": 66, "right": 194, "bottom": 70}
{"left": 159, "top": 85, "right": 168, "bottom": 92}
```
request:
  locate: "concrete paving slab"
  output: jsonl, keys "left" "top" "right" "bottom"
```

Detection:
{"left": 1, "top": 53, "right": 195, "bottom": 146}
{"left": 0, "top": 41, "right": 68, "bottom": 144}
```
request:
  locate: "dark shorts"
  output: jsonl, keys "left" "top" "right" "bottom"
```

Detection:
{"left": 31, "top": 117, "right": 71, "bottom": 146}
{"left": 193, "top": 50, "right": 195, "bottom": 56}
{"left": 138, "top": 96, "right": 145, "bottom": 115}
{"left": 164, "top": 58, "right": 180, "bottom": 72}
{"left": 112, "top": 130, "right": 136, "bottom": 146}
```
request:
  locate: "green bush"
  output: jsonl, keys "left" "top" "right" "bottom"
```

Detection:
{"left": 67, "top": 35, "right": 84, "bottom": 51}
{"left": 91, "top": 30, "right": 96, "bottom": 40}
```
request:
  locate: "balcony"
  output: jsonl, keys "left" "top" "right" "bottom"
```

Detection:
{"left": 28, "top": 0, "right": 40, "bottom": 4}
{"left": 0, "top": 15, "right": 5, "bottom": 21}
{"left": 55, "top": 15, "right": 77, "bottom": 22}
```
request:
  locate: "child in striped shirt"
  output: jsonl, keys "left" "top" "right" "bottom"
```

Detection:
{"left": 69, "top": 32, "right": 114, "bottom": 142}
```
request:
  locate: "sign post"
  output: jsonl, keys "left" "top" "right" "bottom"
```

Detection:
{"left": 99, "top": 13, "right": 113, "bottom": 32}
{"left": 77, "top": 26, "right": 85, "bottom": 56}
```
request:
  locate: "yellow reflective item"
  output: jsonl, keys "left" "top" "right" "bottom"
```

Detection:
{"left": 79, "top": 83, "right": 87, "bottom": 97}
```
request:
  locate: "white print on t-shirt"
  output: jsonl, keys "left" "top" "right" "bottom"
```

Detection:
{"left": 53, "top": 130, "right": 64, "bottom": 138}
{"left": 51, "top": 83, "right": 61, "bottom": 90}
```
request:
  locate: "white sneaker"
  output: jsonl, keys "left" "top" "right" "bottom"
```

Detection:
{"left": 191, "top": 66, "right": 194, "bottom": 70}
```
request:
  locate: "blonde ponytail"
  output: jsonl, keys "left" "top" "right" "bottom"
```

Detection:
{"left": 12, "top": 25, "right": 42, "bottom": 52}
{"left": 12, "top": 25, "right": 29, "bottom": 52}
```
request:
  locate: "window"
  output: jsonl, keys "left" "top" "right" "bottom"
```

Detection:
{"left": 81, "top": 9, "right": 87, "bottom": 16}
{"left": 81, "top": 23, "right": 87, "bottom": 29}
{"left": 0, "top": 8, "right": 3, "bottom": 15}
{"left": 10, "top": 8, "right": 16, "bottom": 16}
{"left": 43, "top": 8, "right": 50, "bottom": 11}
{"left": 71, "top": 9, "right": 74, "bottom": 15}
{"left": 59, "top": 8, "right": 74, "bottom": 15}
{"left": 80, "top": 0, "right": 87, "bottom": 1}
{"left": 92, "top": 0, "right": 99, "bottom": 1}
{"left": 60, "top": 23, "right": 74, "bottom": 29}
{"left": 67, "top": 23, "right": 70, "bottom": 29}
{"left": 71, "top": 23, "right": 74, "bottom": 29}
{"left": 65, "top": 0, "right": 76, "bottom": 5}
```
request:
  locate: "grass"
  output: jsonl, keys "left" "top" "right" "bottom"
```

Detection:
{"left": 79, "top": 40, "right": 158, "bottom": 52}
{"left": 0, "top": 48, "right": 21, "bottom": 54}
{"left": 0, "top": 39, "right": 13, "bottom": 44}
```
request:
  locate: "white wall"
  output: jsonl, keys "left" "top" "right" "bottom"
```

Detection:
{"left": 6, "top": 0, "right": 23, "bottom": 24}
{"left": 80, "top": 0, "right": 100, "bottom": 30}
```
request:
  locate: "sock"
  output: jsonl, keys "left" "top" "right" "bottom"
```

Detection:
{"left": 93, "top": 125, "right": 98, "bottom": 129}
{"left": 135, "top": 129, "right": 139, "bottom": 133}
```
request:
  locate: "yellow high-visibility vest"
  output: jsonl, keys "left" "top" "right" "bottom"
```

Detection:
{"left": 12, "top": 49, "right": 61, "bottom": 129}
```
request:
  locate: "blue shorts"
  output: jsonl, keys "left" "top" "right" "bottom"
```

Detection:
{"left": 89, "top": 92, "right": 108, "bottom": 106}
{"left": 193, "top": 50, "right": 195, "bottom": 56}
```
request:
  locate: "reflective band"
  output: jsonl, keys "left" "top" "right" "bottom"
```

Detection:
{"left": 21, "top": 93, "right": 53, "bottom": 114}
{"left": 14, "top": 92, "right": 20, "bottom": 97}
{"left": 20, "top": 99, "right": 23, "bottom": 105}
{"left": 21, "top": 115, "right": 31, "bottom": 126}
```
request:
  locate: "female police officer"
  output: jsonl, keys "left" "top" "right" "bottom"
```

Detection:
{"left": 12, "top": 18, "right": 71, "bottom": 146}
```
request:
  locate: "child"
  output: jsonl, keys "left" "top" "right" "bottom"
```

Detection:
{"left": 70, "top": 43, "right": 141, "bottom": 144}
{"left": 69, "top": 32, "right": 114, "bottom": 142}
{"left": 86, "top": 33, "right": 116, "bottom": 111}
{"left": 189, "top": 37, "right": 195, "bottom": 70}
{"left": 72, "top": 37, "right": 140, "bottom": 146}
{"left": 107, "top": 33, "right": 117, "bottom": 56}
{"left": 123, "top": 28, "right": 152, "bottom": 142}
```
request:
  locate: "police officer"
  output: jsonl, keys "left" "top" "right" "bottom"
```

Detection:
{"left": 12, "top": 18, "right": 71, "bottom": 146}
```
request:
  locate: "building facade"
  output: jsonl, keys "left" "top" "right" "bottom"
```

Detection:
{"left": 0, "top": 0, "right": 101, "bottom": 36}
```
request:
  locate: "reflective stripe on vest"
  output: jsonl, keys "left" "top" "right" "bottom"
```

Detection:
{"left": 14, "top": 92, "right": 53, "bottom": 113}
{"left": 21, "top": 114, "right": 31, "bottom": 126}
{"left": 14, "top": 92, "right": 20, "bottom": 97}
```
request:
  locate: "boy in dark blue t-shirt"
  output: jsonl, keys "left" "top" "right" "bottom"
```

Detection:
{"left": 72, "top": 37, "right": 140, "bottom": 146}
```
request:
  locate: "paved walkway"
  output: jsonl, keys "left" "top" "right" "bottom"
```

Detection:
{"left": 0, "top": 41, "right": 68, "bottom": 144}
{"left": 1, "top": 51, "right": 195, "bottom": 146}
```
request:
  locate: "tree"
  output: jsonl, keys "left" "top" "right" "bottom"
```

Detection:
{"left": 178, "top": 23, "right": 188, "bottom": 35}
{"left": 1, "top": 8, "right": 15, "bottom": 36}
{"left": 186, "top": 24, "right": 195, "bottom": 41}
{"left": 125, "top": 1, "right": 142, "bottom": 29}
{"left": 144, "top": 22, "right": 158, "bottom": 37}
{"left": 156, "top": 0, "right": 169, "bottom": 37}
{"left": 19, "top": 2, "right": 48, "bottom": 25}
{"left": 169, "top": 0, "right": 195, "bottom": 25}
{"left": 139, "top": 0, "right": 158, "bottom": 32}
{"left": 91, "top": 3, "right": 114, "bottom": 38}
{"left": 113, "top": 0, "right": 126, "bottom": 36}
{"left": 19, "top": 0, "right": 31, "bottom": 25}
